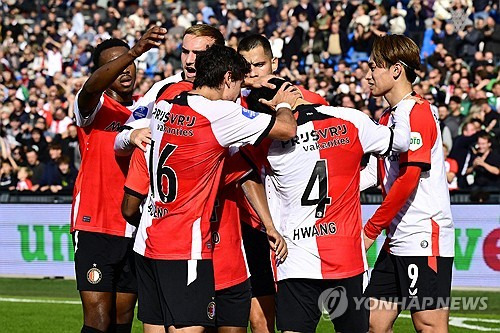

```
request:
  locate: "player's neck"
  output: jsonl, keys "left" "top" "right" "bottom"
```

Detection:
{"left": 293, "top": 98, "right": 311, "bottom": 109}
{"left": 105, "top": 89, "right": 133, "bottom": 104}
{"left": 384, "top": 82, "right": 413, "bottom": 108}
{"left": 190, "top": 86, "right": 223, "bottom": 100}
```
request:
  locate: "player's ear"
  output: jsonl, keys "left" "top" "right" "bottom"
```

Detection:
{"left": 224, "top": 71, "right": 232, "bottom": 88}
{"left": 271, "top": 57, "right": 278, "bottom": 72}
{"left": 393, "top": 63, "right": 403, "bottom": 80}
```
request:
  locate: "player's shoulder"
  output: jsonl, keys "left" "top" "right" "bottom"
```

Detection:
{"left": 297, "top": 85, "right": 329, "bottom": 105}
{"left": 158, "top": 81, "right": 194, "bottom": 102}
{"left": 189, "top": 95, "right": 241, "bottom": 113}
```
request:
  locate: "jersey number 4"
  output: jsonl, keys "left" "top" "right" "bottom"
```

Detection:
{"left": 149, "top": 140, "right": 178, "bottom": 203}
{"left": 301, "top": 160, "right": 331, "bottom": 218}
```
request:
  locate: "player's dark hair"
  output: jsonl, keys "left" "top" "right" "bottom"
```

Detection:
{"left": 193, "top": 45, "right": 250, "bottom": 89}
{"left": 371, "top": 34, "right": 420, "bottom": 83}
{"left": 92, "top": 38, "right": 130, "bottom": 71}
{"left": 237, "top": 34, "right": 273, "bottom": 59}
{"left": 246, "top": 78, "right": 289, "bottom": 114}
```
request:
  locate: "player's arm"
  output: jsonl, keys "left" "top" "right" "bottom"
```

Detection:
{"left": 240, "top": 173, "right": 288, "bottom": 262}
{"left": 363, "top": 103, "right": 436, "bottom": 249}
{"left": 214, "top": 84, "right": 299, "bottom": 148}
{"left": 114, "top": 119, "right": 151, "bottom": 156}
{"left": 360, "top": 154, "right": 378, "bottom": 191}
{"left": 363, "top": 165, "right": 421, "bottom": 249}
{"left": 121, "top": 147, "right": 150, "bottom": 227}
{"left": 260, "top": 83, "right": 300, "bottom": 141}
{"left": 122, "top": 193, "right": 143, "bottom": 227}
{"left": 78, "top": 26, "right": 166, "bottom": 118}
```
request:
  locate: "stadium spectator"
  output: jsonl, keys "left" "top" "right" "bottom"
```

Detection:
{"left": 469, "top": 132, "right": 500, "bottom": 190}
{"left": 450, "top": 120, "right": 481, "bottom": 188}
{"left": 48, "top": 155, "right": 77, "bottom": 194}
{"left": 39, "top": 143, "right": 62, "bottom": 191}
{"left": 13, "top": 166, "right": 33, "bottom": 191}
{"left": 444, "top": 143, "right": 459, "bottom": 191}
{"left": 25, "top": 148, "right": 45, "bottom": 191}
{"left": 0, "top": 0, "right": 497, "bottom": 201}
{"left": 0, "top": 158, "right": 15, "bottom": 190}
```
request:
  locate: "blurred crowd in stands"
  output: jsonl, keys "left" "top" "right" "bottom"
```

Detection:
{"left": 0, "top": 0, "right": 498, "bottom": 199}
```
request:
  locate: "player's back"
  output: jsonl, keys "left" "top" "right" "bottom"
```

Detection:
{"left": 134, "top": 88, "right": 274, "bottom": 261}
{"left": 243, "top": 103, "right": 394, "bottom": 280}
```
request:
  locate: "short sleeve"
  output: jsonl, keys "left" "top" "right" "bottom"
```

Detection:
{"left": 74, "top": 89, "right": 104, "bottom": 127}
{"left": 124, "top": 147, "right": 150, "bottom": 199}
{"left": 399, "top": 104, "right": 437, "bottom": 171}
{"left": 221, "top": 152, "right": 253, "bottom": 186}
{"left": 206, "top": 100, "right": 274, "bottom": 148}
{"left": 357, "top": 115, "right": 394, "bottom": 155}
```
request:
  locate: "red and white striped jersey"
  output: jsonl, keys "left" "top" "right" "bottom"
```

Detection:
{"left": 377, "top": 97, "right": 454, "bottom": 257}
{"left": 237, "top": 87, "right": 329, "bottom": 232}
{"left": 71, "top": 92, "right": 145, "bottom": 237}
{"left": 242, "top": 104, "right": 397, "bottom": 281}
{"left": 128, "top": 91, "right": 274, "bottom": 260}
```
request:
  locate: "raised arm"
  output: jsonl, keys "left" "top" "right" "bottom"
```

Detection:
{"left": 78, "top": 26, "right": 166, "bottom": 117}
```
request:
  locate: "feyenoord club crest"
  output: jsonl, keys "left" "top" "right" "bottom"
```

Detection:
{"left": 87, "top": 264, "right": 102, "bottom": 284}
{"left": 207, "top": 301, "right": 216, "bottom": 320}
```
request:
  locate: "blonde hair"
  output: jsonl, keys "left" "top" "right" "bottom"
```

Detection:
{"left": 184, "top": 24, "right": 225, "bottom": 46}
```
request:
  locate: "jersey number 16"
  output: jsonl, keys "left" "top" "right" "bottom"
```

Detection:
{"left": 149, "top": 140, "right": 178, "bottom": 203}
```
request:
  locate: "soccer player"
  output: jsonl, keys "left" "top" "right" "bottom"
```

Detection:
{"left": 121, "top": 45, "right": 299, "bottom": 333}
{"left": 114, "top": 24, "right": 225, "bottom": 154}
{"left": 237, "top": 34, "right": 329, "bottom": 333}
{"left": 361, "top": 35, "right": 455, "bottom": 333}
{"left": 241, "top": 77, "right": 411, "bottom": 333}
{"left": 71, "top": 26, "right": 167, "bottom": 333}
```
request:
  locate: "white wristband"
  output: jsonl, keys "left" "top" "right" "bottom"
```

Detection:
{"left": 124, "top": 128, "right": 133, "bottom": 147}
{"left": 276, "top": 102, "right": 292, "bottom": 110}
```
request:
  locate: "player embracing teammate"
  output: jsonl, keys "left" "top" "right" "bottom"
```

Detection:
{"left": 73, "top": 26, "right": 454, "bottom": 333}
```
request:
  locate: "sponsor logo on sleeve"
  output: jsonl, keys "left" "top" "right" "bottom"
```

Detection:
{"left": 409, "top": 132, "right": 423, "bottom": 151}
{"left": 133, "top": 106, "right": 148, "bottom": 120}
{"left": 241, "top": 107, "right": 259, "bottom": 119}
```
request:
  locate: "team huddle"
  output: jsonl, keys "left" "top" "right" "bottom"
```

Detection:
{"left": 70, "top": 24, "right": 455, "bottom": 333}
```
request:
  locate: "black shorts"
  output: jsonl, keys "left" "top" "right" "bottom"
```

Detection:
{"left": 72, "top": 230, "right": 137, "bottom": 293}
{"left": 135, "top": 254, "right": 215, "bottom": 328}
{"left": 215, "top": 279, "right": 251, "bottom": 327}
{"left": 276, "top": 274, "right": 368, "bottom": 333}
{"left": 364, "top": 250, "right": 453, "bottom": 312}
{"left": 241, "top": 222, "right": 276, "bottom": 297}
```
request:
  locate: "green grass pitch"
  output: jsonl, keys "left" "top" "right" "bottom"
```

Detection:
{"left": 0, "top": 278, "right": 499, "bottom": 332}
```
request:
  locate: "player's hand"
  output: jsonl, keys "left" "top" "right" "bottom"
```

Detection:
{"left": 128, "top": 26, "right": 167, "bottom": 58}
{"left": 130, "top": 127, "right": 151, "bottom": 151}
{"left": 363, "top": 230, "right": 375, "bottom": 251}
{"left": 259, "top": 82, "right": 302, "bottom": 110}
{"left": 243, "top": 74, "right": 279, "bottom": 89}
{"left": 267, "top": 227, "right": 288, "bottom": 263}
